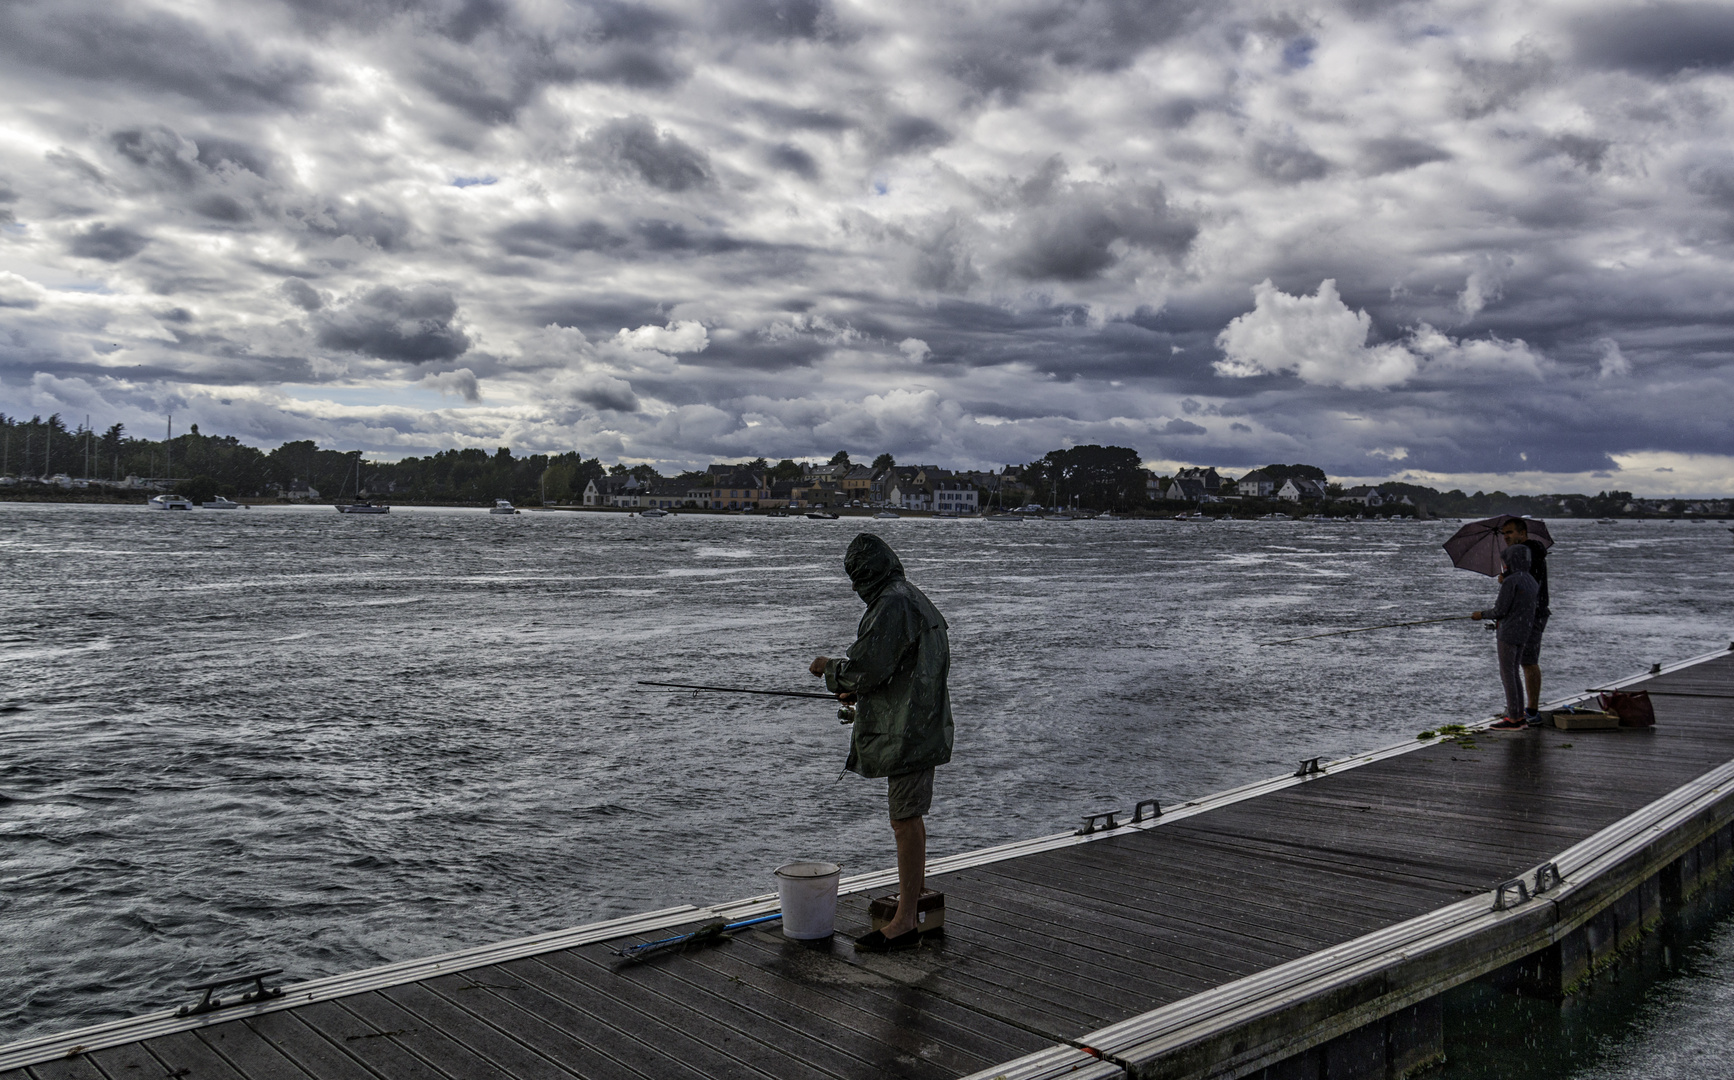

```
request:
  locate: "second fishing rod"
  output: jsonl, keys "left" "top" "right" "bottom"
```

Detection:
{"left": 637, "top": 680, "right": 860, "bottom": 723}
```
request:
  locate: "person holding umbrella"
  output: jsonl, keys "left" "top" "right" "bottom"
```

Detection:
{"left": 1444, "top": 515, "right": 1556, "bottom": 728}
{"left": 1472, "top": 542, "right": 1541, "bottom": 730}
{"left": 1500, "top": 517, "right": 1551, "bottom": 720}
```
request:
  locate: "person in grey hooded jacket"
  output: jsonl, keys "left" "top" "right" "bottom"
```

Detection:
{"left": 1472, "top": 543, "right": 1540, "bottom": 730}
{"left": 808, "top": 533, "right": 953, "bottom": 952}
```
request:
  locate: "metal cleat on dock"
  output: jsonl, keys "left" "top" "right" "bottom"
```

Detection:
{"left": 1294, "top": 757, "right": 1325, "bottom": 778}
{"left": 1077, "top": 811, "right": 1121, "bottom": 835}
{"left": 175, "top": 969, "right": 284, "bottom": 1017}
{"left": 1492, "top": 878, "right": 1531, "bottom": 911}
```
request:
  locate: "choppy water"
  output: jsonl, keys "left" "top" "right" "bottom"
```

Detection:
{"left": 3, "top": 504, "right": 1732, "bottom": 1070}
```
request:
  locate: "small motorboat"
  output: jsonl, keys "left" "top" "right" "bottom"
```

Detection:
{"left": 639, "top": 508, "right": 670, "bottom": 518}
{"left": 986, "top": 513, "right": 1024, "bottom": 522}
{"left": 490, "top": 499, "right": 520, "bottom": 515}
{"left": 874, "top": 511, "right": 901, "bottom": 519}
{"left": 202, "top": 496, "right": 244, "bottom": 509}
{"left": 805, "top": 511, "right": 839, "bottom": 520}
{"left": 147, "top": 494, "right": 193, "bottom": 511}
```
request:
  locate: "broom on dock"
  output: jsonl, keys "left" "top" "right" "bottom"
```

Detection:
{"left": 614, "top": 913, "right": 784, "bottom": 964}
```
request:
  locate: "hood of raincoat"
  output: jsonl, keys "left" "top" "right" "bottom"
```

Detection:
{"left": 1502, "top": 543, "right": 1531, "bottom": 574}
{"left": 844, "top": 533, "right": 904, "bottom": 605}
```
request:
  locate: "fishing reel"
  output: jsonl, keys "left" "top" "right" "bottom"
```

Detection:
{"left": 838, "top": 704, "right": 856, "bottom": 724}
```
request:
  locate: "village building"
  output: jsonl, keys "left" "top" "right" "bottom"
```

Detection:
{"left": 839, "top": 465, "right": 875, "bottom": 502}
{"left": 1278, "top": 477, "right": 1327, "bottom": 502}
{"left": 1164, "top": 477, "right": 1208, "bottom": 502}
{"left": 1175, "top": 466, "right": 1222, "bottom": 495}
{"left": 1236, "top": 469, "right": 1278, "bottom": 498}
{"left": 710, "top": 470, "right": 769, "bottom": 510}
{"left": 933, "top": 481, "right": 978, "bottom": 515}
{"left": 791, "top": 480, "right": 843, "bottom": 507}
{"left": 763, "top": 480, "right": 798, "bottom": 508}
{"left": 888, "top": 479, "right": 932, "bottom": 512}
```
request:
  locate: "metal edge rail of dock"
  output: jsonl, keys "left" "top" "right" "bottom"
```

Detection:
{"left": 3, "top": 641, "right": 1734, "bottom": 1080}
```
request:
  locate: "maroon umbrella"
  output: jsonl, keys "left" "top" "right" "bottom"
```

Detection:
{"left": 1443, "top": 515, "right": 1554, "bottom": 577}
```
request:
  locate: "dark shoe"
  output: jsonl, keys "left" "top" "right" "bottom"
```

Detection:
{"left": 1525, "top": 712, "right": 1545, "bottom": 727}
{"left": 854, "top": 927, "right": 922, "bottom": 953}
{"left": 1489, "top": 717, "right": 1526, "bottom": 731}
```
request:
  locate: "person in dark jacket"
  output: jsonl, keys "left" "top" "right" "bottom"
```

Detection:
{"left": 1499, "top": 518, "right": 1550, "bottom": 720}
{"left": 1473, "top": 543, "right": 1539, "bottom": 730}
{"left": 808, "top": 533, "right": 953, "bottom": 952}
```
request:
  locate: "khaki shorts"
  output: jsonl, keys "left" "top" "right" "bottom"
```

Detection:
{"left": 887, "top": 768, "right": 934, "bottom": 820}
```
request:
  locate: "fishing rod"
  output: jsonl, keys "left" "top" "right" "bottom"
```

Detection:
{"left": 614, "top": 913, "right": 783, "bottom": 963}
{"left": 637, "top": 680, "right": 839, "bottom": 700}
{"left": 1259, "top": 615, "right": 1475, "bottom": 647}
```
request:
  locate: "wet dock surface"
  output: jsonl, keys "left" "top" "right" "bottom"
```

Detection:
{"left": 7, "top": 651, "right": 1734, "bottom": 1080}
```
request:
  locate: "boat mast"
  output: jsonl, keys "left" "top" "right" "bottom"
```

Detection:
{"left": 165, "top": 414, "right": 172, "bottom": 483}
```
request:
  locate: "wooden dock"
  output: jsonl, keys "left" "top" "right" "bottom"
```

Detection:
{"left": 6, "top": 646, "right": 1734, "bottom": 1080}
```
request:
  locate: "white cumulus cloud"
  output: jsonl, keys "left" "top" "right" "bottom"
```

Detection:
{"left": 613, "top": 321, "right": 710, "bottom": 354}
{"left": 1214, "top": 279, "right": 1417, "bottom": 389}
{"left": 1215, "top": 280, "right": 1542, "bottom": 389}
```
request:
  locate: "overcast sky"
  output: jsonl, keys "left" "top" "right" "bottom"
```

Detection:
{"left": 2, "top": 0, "right": 1733, "bottom": 493}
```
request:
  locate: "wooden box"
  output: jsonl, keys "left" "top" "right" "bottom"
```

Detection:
{"left": 1551, "top": 709, "right": 1622, "bottom": 730}
{"left": 868, "top": 890, "right": 946, "bottom": 934}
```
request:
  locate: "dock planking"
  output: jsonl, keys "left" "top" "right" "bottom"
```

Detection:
{"left": 7, "top": 650, "right": 1734, "bottom": 1080}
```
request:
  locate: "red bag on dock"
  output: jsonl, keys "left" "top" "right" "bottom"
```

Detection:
{"left": 1598, "top": 690, "right": 1656, "bottom": 727}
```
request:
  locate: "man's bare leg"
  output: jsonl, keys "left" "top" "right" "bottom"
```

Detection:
{"left": 884, "top": 815, "right": 925, "bottom": 938}
{"left": 1523, "top": 664, "right": 1542, "bottom": 713}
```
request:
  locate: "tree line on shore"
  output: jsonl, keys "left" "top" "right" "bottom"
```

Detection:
{"left": 0, "top": 412, "right": 1675, "bottom": 517}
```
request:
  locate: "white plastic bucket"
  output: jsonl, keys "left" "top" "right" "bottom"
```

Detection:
{"left": 774, "top": 860, "right": 841, "bottom": 939}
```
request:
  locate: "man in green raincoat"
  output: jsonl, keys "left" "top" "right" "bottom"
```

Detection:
{"left": 808, "top": 533, "right": 953, "bottom": 952}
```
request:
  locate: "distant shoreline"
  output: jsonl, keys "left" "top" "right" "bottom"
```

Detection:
{"left": 4, "top": 491, "right": 1729, "bottom": 521}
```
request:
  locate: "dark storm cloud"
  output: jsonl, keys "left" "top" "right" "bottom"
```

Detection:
{"left": 1250, "top": 138, "right": 1331, "bottom": 183}
{"left": 874, "top": 115, "right": 951, "bottom": 157}
{"left": 497, "top": 218, "right": 627, "bottom": 258}
{"left": 281, "top": 279, "right": 324, "bottom": 312}
{"left": 1358, "top": 137, "right": 1452, "bottom": 175}
{"left": 0, "top": 1, "right": 314, "bottom": 112}
{"left": 571, "top": 378, "right": 641, "bottom": 412}
{"left": 1456, "top": 41, "right": 1554, "bottom": 119}
{"left": 941, "top": 0, "right": 1200, "bottom": 98}
{"left": 766, "top": 143, "right": 820, "bottom": 179}
{"left": 1572, "top": 3, "right": 1734, "bottom": 75}
{"left": 719, "top": 0, "right": 829, "bottom": 41}
{"left": 293, "top": 202, "right": 416, "bottom": 252}
{"left": 580, "top": 116, "right": 712, "bottom": 191}
{"left": 1006, "top": 177, "right": 1197, "bottom": 282}
{"left": 1544, "top": 133, "right": 1610, "bottom": 173}
{"left": 68, "top": 223, "right": 149, "bottom": 261}
{"left": 316, "top": 286, "right": 471, "bottom": 363}
{"left": 747, "top": 101, "right": 854, "bottom": 132}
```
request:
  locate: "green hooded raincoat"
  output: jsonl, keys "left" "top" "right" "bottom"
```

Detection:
{"left": 824, "top": 533, "right": 954, "bottom": 779}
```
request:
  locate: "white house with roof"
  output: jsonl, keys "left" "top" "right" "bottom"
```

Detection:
{"left": 932, "top": 481, "right": 977, "bottom": 515}
{"left": 888, "top": 480, "right": 932, "bottom": 512}
{"left": 1277, "top": 477, "right": 1327, "bottom": 502}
